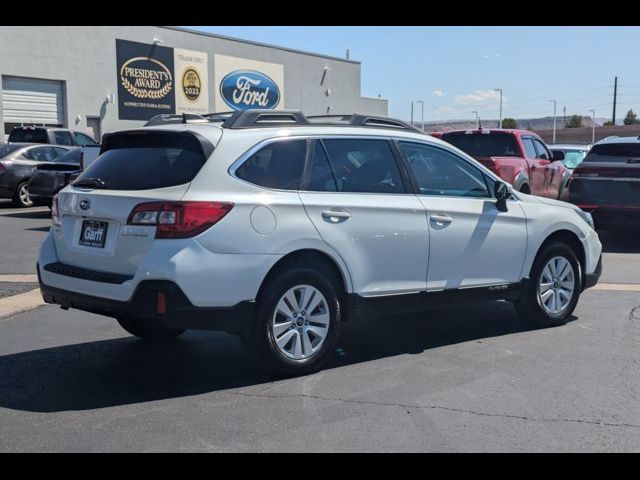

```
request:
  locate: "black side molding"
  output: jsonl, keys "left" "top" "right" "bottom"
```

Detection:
{"left": 43, "top": 262, "right": 133, "bottom": 285}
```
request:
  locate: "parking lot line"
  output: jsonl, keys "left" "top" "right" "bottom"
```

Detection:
{"left": 0, "top": 274, "right": 38, "bottom": 283}
{"left": 0, "top": 289, "right": 44, "bottom": 320}
{"left": 591, "top": 283, "right": 640, "bottom": 292}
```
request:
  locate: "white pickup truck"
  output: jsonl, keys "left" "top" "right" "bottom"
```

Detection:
{"left": 80, "top": 144, "right": 101, "bottom": 170}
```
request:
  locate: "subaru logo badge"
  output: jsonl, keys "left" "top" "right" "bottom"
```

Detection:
{"left": 79, "top": 199, "right": 91, "bottom": 211}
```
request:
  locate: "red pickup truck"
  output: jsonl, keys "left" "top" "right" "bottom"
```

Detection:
{"left": 440, "top": 128, "right": 571, "bottom": 199}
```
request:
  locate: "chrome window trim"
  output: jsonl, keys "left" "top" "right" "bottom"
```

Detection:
{"left": 227, "top": 134, "right": 415, "bottom": 195}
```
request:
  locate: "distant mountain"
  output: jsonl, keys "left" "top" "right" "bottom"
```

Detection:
{"left": 419, "top": 116, "right": 609, "bottom": 132}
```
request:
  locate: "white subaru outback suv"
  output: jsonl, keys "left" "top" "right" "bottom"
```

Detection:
{"left": 38, "top": 110, "right": 602, "bottom": 375}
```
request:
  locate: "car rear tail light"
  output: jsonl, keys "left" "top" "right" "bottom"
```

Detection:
{"left": 127, "top": 201, "right": 234, "bottom": 239}
{"left": 0, "top": 162, "right": 5, "bottom": 173}
{"left": 79, "top": 151, "right": 84, "bottom": 171}
{"left": 51, "top": 194, "right": 62, "bottom": 227}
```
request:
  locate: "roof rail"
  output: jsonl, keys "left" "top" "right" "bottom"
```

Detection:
{"left": 222, "top": 110, "right": 310, "bottom": 129}
{"left": 308, "top": 113, "right": 421, "bottom": 132}
{"left": 202, "top": 111, "right": 236, "bottom": 122}
{"left": 144, "top": 113, "right": 209, "bottom": 127}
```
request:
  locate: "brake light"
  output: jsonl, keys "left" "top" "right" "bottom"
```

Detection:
{"left": 127, "top": 201, "right": 234, "bottom": 239}
{"left": 51, "top": 194, "right": 62, "bottom": 227}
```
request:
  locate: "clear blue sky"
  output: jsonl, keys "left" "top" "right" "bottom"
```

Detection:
{"left": 186, "top": 26, "right": 640, "bottom": 124}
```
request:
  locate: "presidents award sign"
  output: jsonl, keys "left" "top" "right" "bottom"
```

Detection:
{"left": 116, "top": 39, "right": 176, "bottom": 120}
{"left": 116, "top": 40, "right": 210, "bottom": 120}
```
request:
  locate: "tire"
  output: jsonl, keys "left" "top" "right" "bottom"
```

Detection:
{"left": 514, "top": 240, "right": 582, "bottom": 327}
{"left": 116, "top": 315, "right": 185, "bottom": 340}
{"left": 518, "top": 184, "right": 531, "bottom": 195}
{"left": 250, "top": 266, "right": 341, "bottom": 376}
{"left": 12, "top": 181, "right": 33, "bottom": 208}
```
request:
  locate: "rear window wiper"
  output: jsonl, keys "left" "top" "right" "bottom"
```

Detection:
{"left": 72, "top": 177, "right": 106, "bottom": 189}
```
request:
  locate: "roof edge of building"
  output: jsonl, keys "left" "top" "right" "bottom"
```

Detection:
{"left": 161, "top": 26, "right": 361, "bottom": 65}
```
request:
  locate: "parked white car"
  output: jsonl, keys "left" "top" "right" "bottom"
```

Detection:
{"left": 38, "top": 111, "right": 602, "bottom": 374}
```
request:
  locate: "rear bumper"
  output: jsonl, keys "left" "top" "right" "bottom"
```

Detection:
{"left": 37, "top": 263, "right": 255, "bottom": 337}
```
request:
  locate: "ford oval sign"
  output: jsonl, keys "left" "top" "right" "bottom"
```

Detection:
{"left": 220, "top": 70, "right": 280, "bottom": 111}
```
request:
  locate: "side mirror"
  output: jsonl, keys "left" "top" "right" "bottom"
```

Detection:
{"left": 552, "top": 150, "right": 565, "bottom": 161}
{"left": 494, "top": 181, "right": 510, "bottom": 211}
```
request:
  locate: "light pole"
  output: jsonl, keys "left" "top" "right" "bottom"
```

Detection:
{"left": 589, "top": 109, "right": 596, "bottom": 144}
{"left": 550, "top": 100, "right": 557, "bottom": 144}
{"left": 410, "top": 101, "right": 414, "bottom": 127}
{"left": 494, "top": 88, "right": 503, "bottom": 128}
{"left": 472, "top": 110, "right": 479, "bottom": 128}
{"left": 415, "top": 100, "right": 424, "bottom": 132}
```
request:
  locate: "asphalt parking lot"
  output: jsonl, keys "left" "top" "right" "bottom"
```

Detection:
{"left": 0, "top": 199, "right": 639, "bottom": 452}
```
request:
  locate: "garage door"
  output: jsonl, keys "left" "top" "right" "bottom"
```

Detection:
{"left": 2, "top": 76, "right": 64, "bottom": 128}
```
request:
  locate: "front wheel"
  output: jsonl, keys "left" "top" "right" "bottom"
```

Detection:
{"left": 12, "top": 181, "right": 33, "bottom": 208}
{"left": 514, "top": 241, "right": 582, "bottom": 327}
{"left": 116, "top": 315, "right": 185, "bottom": 340}
{"left": 251, "top": 267, "right": 341, "bottom": 375}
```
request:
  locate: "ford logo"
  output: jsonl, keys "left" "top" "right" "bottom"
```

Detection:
{"left": 220, "top": 70, "right": 280, "bottom": 111}
{"left": 79, "top": 199, "right": 91, "bottom": 211}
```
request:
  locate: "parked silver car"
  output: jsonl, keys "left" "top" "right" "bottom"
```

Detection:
{"left": 0, "top": 143, "right": 74, "bottom": 207}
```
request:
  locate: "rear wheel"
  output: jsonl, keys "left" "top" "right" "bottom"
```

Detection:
{"left": 116, "top": 315, "right": 185, "bottom": 340}
{"left": 250, "top": 267, "right": 341, "bottom": 375}
{"left": 12, "top": 181, "right": 33, "bottom": 208}
{"left": 514, "top": 241, "right": 582, "bottom": 327}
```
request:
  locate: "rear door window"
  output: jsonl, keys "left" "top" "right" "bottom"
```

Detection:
{"left": 321, "top": 138, "right": 405, "bottom": 194}
{"left": 73, "top": 132, "right": 98, "bottom": 146}
{"left": 235, "top": 139, "right": 307, "bottom": 190}
{"left": 53, "top": 131, "right": 74, "bottom": 145}
{"left": 302, "top": 140, "right": 337, "bottom": 192}
{"left": 25, "top": 146, "right": 55, "bottom": 162}
{"left": 75, "top": 131, "right": 211, "bottom": 190}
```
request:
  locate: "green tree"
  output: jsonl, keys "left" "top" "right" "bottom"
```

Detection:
{"left": 623, "top": 109, "right": 640, "bottom": 125}
{"left": 603, "top": 121, "right": 614, "bottom": 126}
{"left": 566, "top": 115, "right": 583, "bottom": 128}
{"left": 501, "top": 118, "right": 517, "bottom": 129}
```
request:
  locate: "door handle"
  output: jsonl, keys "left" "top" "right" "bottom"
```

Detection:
{"left": 322, "top": 209, "right": 351, "bottom": 222}
{"left": 430, "top": 214, "right": 453, "bottom": 225}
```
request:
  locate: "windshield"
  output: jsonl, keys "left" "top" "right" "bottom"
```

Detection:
{"left": 441, "top": 132, "right": 520, "bottom": 158}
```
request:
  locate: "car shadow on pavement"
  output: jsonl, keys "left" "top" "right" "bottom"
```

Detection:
{"left": 0, "top": 301, "right": 573, "bottom": 413}
{"left": 0, "top": 210, "right": 50, "bottom": 219}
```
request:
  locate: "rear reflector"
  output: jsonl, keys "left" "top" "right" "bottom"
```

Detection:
{"left": 127, "top": 201, "right": 234, "bottom": 239}
{"left": 156, "top": 292, "right": 167, "bottom": 315}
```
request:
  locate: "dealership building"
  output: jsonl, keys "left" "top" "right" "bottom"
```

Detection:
{"left": 0, "top": 26, "right": 388, "bottom": 141}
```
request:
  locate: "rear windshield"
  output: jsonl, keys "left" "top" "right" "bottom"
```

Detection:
{"left": 441, "top": 132, "right": 520, "bottom": 158}
{"left": 9, "top": 128, "right": 48, "bottom": 143}
{"left": 0, "top": 144, "right": 24, "bottom": 157}
{"left": 584, "top": 142, "right": 640, "bottom": 161}
{"left": 75, "top": 131, "right": 209, "bottom": 190}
